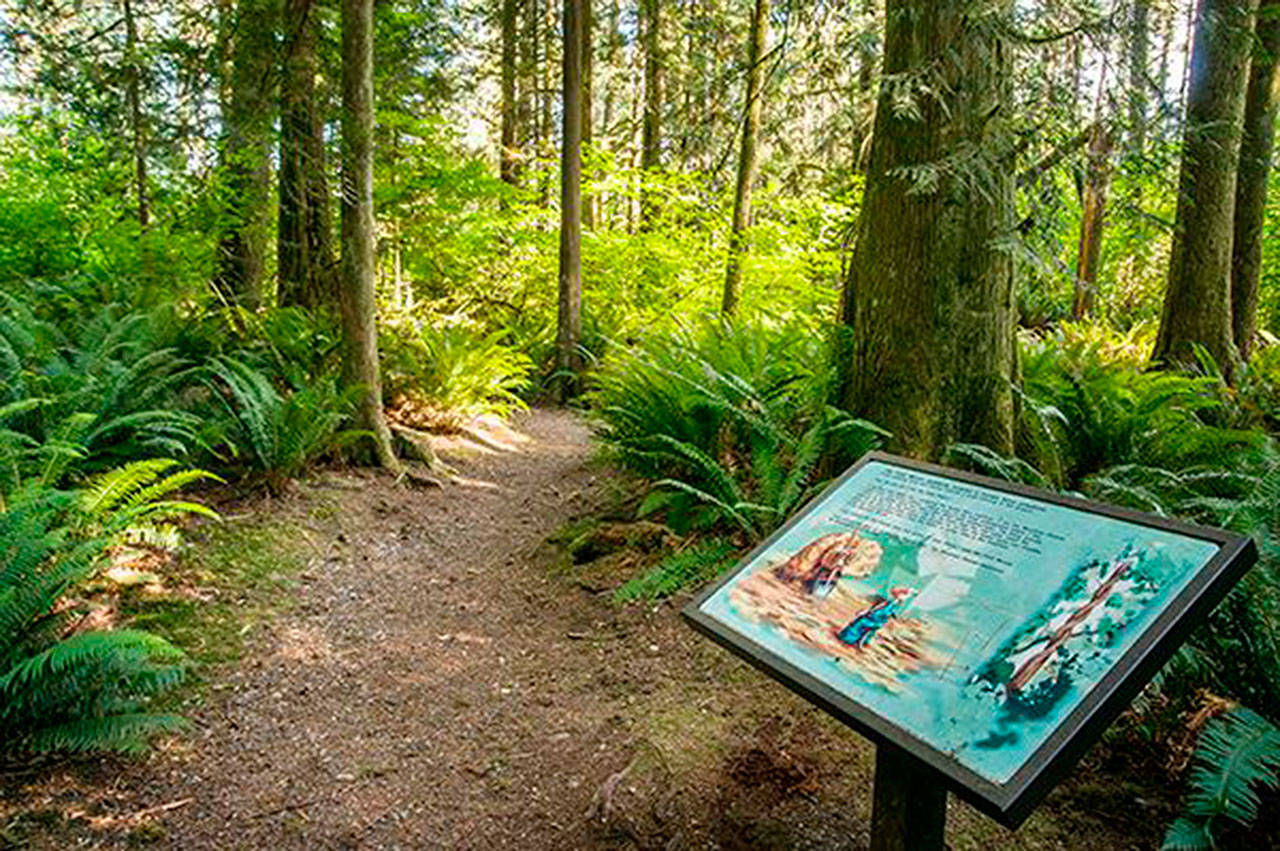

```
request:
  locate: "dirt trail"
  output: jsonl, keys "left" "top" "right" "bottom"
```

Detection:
{"left": 138, "top": 410, "right": 648, "bottom": 849}
{"left": 2, "top": 411, "right": 1172, "bottom": 850}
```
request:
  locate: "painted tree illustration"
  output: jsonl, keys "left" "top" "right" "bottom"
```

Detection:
{"left": 977, "top": 545, "right": 1159, "bottom": 703}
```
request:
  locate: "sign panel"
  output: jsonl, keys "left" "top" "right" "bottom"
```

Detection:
{"left": 683, "top": 452, "right": 1256, "bottom": 827}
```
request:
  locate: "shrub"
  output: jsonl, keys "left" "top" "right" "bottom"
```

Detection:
{"left": 381, "top": 321, "right": 532, "bottom": 426}
{"left": 612, "top": 538, "right": 739, "bottom": 604}
{"left": 1, "top": 460, "right": 215, "bottom": 756}
{"left": 592, "top": 317, "right": 883, "bottom": 542}
{"left": 202, "top": 355, "right": 357, "bottom": 489}
{"left": 1163, "top": 708, "right": 1280, "bottom": 850}
{"left": 0, "top": 296, "right": 206, "bottom": 476}
{"left": 1017, "top": 334, "right": 1264, "bottom": 487}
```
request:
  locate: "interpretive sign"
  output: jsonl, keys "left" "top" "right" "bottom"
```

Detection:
{"left": 683, "top": 452, "right": 1256, "bottom": 829}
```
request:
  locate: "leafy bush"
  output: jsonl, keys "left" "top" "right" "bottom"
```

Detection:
{"left": 1017, "top": 334, "right": 1264, "bottom": 487}
{"left": 612, "top": 538, "right": 738, "bottom": 603}
{"left": 381, "top": 321, "right": 532, "bottom": 425}
{"left": 0, "top": 296, "right": 206, "bottom": 476}
{"left": 1163, "top": 708, "right": 1280, "bottom": 850}
{"left": 592, "top": 317, "right": 883, "bottom": 542}
{"left": 203, "top": 355, "right": 357, "bottom": 489}
{"left": 1238, "top": 344, "right": 1280, "bottom": 429}
{"left": 1, "top": 460, "right": 215, "bottom": 756}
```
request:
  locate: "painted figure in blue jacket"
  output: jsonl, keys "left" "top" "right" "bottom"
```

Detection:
{"left": 837, "top": 586, "right": 913, "bottom": 648}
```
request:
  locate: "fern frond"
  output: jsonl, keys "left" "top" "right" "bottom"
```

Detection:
{"left": 20, "top": 712, "right": 188, "bottom": 755}
{"left": 1183, "top": 707, "right": 1280, "bottom": 826}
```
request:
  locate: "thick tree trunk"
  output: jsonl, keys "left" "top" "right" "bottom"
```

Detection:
{"left": 121, "top": 0, "right": 149, "bottom": 231}
{"left": 1127, "top": 1, "right": 1150, "bottom": 154}
{"left": 640, "top": 0, "right": 663, "bottom": 225}
{"left": 1153, "top": 0, "right": 1259, "bottom": 376}
{"left": 279, "top": 0, "right": 336, "bottom": 310}
{"left": 500, "top": 0, "right": 521, "bottom": 187}
{"left": 721, "top": 0, "right": 769, "bottom": 316}
{"left": 1073, "top": 123, "right": 1112, "bottom": 320}
{"left": 557, "top": 0, "right": 584, "bottom": 401}
{"left": 340, "top": 0, "right": 398, "bottom": 469}
{"left": 837, "top": 0, "right": 1017, "bottom": 460}
{"left": 1231, "top": 0, "right": 1280, "bottom": 359}
{"left": 216, "top": 0, "right": 276, "bottom": 309}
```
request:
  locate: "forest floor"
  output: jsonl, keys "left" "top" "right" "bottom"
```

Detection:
{"left": 1, "top": 410, "right": 1181, "bottom": 850}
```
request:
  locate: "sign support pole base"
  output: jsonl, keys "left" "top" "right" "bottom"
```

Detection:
{"left": 870, "top": 745, "right": 947, "bottom": 851}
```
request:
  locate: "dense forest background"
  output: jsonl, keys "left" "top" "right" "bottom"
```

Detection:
{"left": 4, "top": 0, "right": 1280, "bottom": 847}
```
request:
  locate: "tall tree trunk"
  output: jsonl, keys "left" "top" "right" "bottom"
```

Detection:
{"left": 1158, "top": 5, "right": 1176, "bottom": 136}
{"left": 721, "top": 0, "right": 769, "bottom": 316}
{"left": 279, "top": 0, "right": 336, "bottom": 310}
{"left": 1153, "top": 0, "right": 1259, "bottom": 376}
{"left": 1180, "top": 0, "right": 1200, "bottom": 110}
{"left": 216, "top": 0, "right": 277, "bottom": 309}
{"left": 121, "top": 0, "right": 149, "bottom": 231}
{"left": 1231, "top": 0, "right": 1280, "bottom": 359}
{"left": 1127, "top": 1, "right": 1150, "bottom": 154}
{"left": 837, "top": 0, "right": 1016, "bottom": 460}
{"left": 339, "top": 0, "right": 398, "bottom": 469}
{"left": 540, "top": 0, "right": 555, "bottom": 206}
{"left": 628, "top": 40, "right": 643, "bottom": 232}
{"left": 1073, "top": 122, "right": 1113, "bottom": 319}
{"left": 500, "top": 0, "right": 521, "bottom": 187}
{"left": 640, "top": 0, "right": 663, "bottom": 226}
{"left": 520, "top": 0, "right": 537, "bottom": 173}
{"left": 558, "top": 0, "right": 584, "bottom": 401}
{"left": 582, "top": 0, "right": 596, "bottom": 228}
{"left": 852, "top": 0, "right": 877, "bottom": 173}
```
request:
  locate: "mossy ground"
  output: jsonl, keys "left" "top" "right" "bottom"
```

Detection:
{"left": 118, "top": 511, "right": 312, "bottom": 696}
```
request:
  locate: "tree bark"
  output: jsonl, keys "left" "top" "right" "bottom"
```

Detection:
{"left": 582, "top": 0, "right": 596, "bottom": 229}
{"left": 500, "top": 0, "right": 521, "bottom": 187}
{"left": 837, "top": 0, "right": 1017, "bottom": 460}
{"left": 852, "top": 0, "right": 878, "bottom": 173}
{"left": 340, "top": 0, "right": 399, "bottom": 469}
{"left": 721, "top": 0, "right": 769, "bottom": 316}
{"left": 640, "top": 0, "right": 663, "bottom": 225}
{"left": 1153, "top": 0, "right": 1259, "bottom": 377}
{"left": 1073, "top": 123, "right": 1113, "bottom": 320}
{"left": 279, "top": 0, "right": 337, "bottom": 310}
{"left": 1127, "top": 1, "right": 1150, "bottom": 154}
{"left": 557, "top": 0, "right": 584, "bottom": 401}
{"left": 520, "top": 0, "right": 537, "bottom": 173}
{"left": 216, "top": 0, "right": 277, "bottom": 309}
{"left": 540, "top": 0, "right": 555, "bottom": 206}
{"left": 1231, "top": 0, "right": 1280, "bottom": 359}
{"left": 121, "top": 0, "right": 149, "bottom": 231}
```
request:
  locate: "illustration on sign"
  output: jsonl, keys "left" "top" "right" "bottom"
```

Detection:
{"left": 697, "top": 459, "right": 1224, "bottom": 786}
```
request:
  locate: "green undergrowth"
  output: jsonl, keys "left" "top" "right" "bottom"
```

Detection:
{"left": 118, "top": 514, "right": 310, "bottom": 699}
{"left": 612, "top": 538, "right": 739, "bottom": 603}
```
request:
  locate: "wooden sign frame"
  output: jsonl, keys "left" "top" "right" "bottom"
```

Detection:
{"left": 683, "top": 451, "right": 1257, "bottom": 828}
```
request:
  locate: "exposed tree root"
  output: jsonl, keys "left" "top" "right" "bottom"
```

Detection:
{"left": 390, "top": 424, "right": 454, "bottom": 477}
